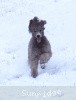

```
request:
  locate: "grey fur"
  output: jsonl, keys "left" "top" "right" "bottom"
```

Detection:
{"left": 28, "top": 17, "right": 52, "bottom": 78}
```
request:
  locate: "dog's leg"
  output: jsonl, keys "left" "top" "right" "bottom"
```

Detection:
{"left": 40, "top": 63, "right": 46, "bottom": 69}
{"left": 30, "top": 59, "right": 38, "bottom": 78}
{"left": 40, "top": 53, "right": 52, "bottom": 69}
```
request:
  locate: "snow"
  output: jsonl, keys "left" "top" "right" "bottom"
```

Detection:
{"left": 0, "top": 0, "right": 76, "bottom": 86}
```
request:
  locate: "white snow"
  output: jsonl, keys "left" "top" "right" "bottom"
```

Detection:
{"left": 0, "top": 0, "right": 76, "bottom": 86}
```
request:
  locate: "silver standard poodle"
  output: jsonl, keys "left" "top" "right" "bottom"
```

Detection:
{"left": 28, "top": 17, "right": 52, "bottom": 78}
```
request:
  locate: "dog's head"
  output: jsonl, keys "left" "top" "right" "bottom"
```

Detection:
{"left": 29, "top": 17, "right": 46, "bottom": 43}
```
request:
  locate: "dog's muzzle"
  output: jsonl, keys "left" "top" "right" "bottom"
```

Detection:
{"left": 36, "top": 33, "right": 42, "bottom": 43}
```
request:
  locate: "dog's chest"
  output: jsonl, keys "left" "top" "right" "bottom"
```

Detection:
{"left": 33, "top": 42, "right": 45, "bottom": 54}
{"left": 32, "top": 37, "right": 46, "bottom": 55}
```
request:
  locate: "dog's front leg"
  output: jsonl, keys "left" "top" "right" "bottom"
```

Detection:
{"left": 40, "top": 53, "right": 52, "bottom": 69}
{"left": 30, "top": 59, "right": 38, "bottom": 78}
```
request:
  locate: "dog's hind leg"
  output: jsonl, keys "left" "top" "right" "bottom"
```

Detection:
{"left": 30, "top": 59, "right": 38, "bottom": 78}
{"left": 40, "top": 53, "right": 52, "bottom": 69}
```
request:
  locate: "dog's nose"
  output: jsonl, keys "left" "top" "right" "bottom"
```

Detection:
{"left": 37, "top": 35, "right": 40, "bottom": 38}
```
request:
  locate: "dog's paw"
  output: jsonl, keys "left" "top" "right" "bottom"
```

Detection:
{"left": 31, "top": 72, "right": 38, "bottom": 78}
{"left": 31, "top": 74, "right": 37, "bottom": 78}
{"left": 41, "top": 64, "right": 46, "bottom": 69}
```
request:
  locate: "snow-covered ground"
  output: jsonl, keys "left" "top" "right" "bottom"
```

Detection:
{"left": 0, "top": 0, "right": 76, "bottom": 86}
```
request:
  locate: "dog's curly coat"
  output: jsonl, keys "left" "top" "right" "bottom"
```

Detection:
{"left": 28, "top": 17, "right": 52, "bottom": 78}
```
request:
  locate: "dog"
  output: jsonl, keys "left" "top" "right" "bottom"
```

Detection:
{"left": 28, "top": 17, "right": 52, "bottom": 78}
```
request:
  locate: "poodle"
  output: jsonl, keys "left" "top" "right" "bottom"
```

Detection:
{"left": 28, "top": 17, "right": 52, "bottom": 78}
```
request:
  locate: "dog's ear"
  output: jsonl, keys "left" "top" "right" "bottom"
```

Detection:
{"left": 43, "top": 20, "right": 47, "bottom": 25}
{"left": 29, "top": 17, "right": 39, "bottom": 28}
{"left": 40, "top": 20, "right": 47, "bottom": 26}
{"left": 29, "top": 19, "right": 33, "bottom": 32}
{"left": 29, "top": 19, "right": 33, "bottom": 27}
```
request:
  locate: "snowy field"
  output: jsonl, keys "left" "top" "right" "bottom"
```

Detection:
{"left": 0, "top": 0, "right": 76, "bottom": 86}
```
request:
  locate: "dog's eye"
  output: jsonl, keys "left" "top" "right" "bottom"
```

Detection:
{"left": 34, "top": 31, "right": 36, "bottom": 33}
{"left": 40, "top": 30, "right": 42, "bottom": 32}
